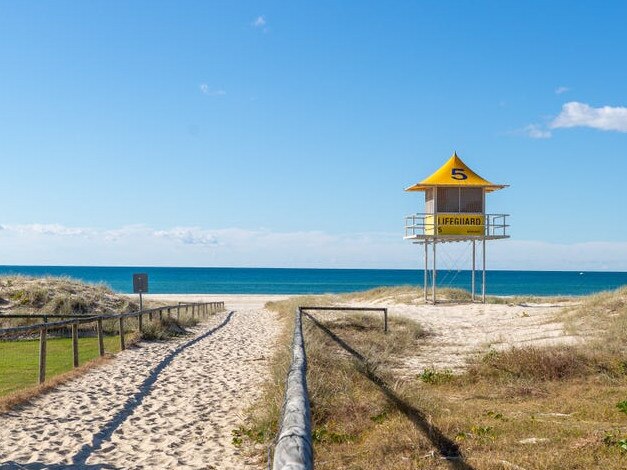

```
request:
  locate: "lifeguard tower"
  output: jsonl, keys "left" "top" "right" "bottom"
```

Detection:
{"left": 404, "top": 152, "right": 509, "bottom": 303}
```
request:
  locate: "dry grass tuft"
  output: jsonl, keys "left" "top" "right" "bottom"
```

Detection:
{"left": 140, "top": 316, "right": 195, "bottom": 341}
{"left": 467, "top": 345, "right": 624, "bottom": 382}
{"left": 560, "top": 285, "right": 627, "bottom": 347}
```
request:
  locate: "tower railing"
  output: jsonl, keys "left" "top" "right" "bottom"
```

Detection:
{"left": 404, "top": 213, "right": 509, "bottom": 239}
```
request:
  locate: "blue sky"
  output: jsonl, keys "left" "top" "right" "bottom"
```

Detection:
{"left": 1, "top": 1, "right": 627, "bottom": 270}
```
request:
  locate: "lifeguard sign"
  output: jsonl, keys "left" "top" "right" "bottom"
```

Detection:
{"left": 404, "top": 152, "right": 509, "bottom": 303}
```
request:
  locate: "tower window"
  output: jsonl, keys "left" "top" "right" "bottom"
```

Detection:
{"left": 435, "top": 187, "right": 484, "bottom": 213}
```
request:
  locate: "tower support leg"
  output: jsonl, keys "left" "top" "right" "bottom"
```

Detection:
{"left": 432, "top": 241, "right": 437, "bottom": 304}
{"left": 424, "top": 241, "right": 428, "bottom": 302}
{"left": 472, "top": 240, "right": 476, "bottom": 302}
{"left": 482, "top": 238, "right": 486, "bottom": 303}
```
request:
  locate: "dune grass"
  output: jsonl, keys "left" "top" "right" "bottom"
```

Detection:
{"left": 0, "top": 275, "right": 140, "bottom": 318}
{"left": 341, "top": 284, "right": 576, "bottom": 306}
{"left": 241, "top": 286, "right": 627, "bottom": 469}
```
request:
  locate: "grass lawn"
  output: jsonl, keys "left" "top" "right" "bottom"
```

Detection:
{"left": 0, "top": 335, "right": 122, "bottom": 396}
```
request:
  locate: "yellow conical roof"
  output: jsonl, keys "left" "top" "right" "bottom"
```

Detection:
{"left": 405, "top": 152, "right": 506, "bottom": 192}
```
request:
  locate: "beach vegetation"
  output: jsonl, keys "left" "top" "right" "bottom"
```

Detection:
{"left": 242, "top": 285, "right": 627, "bottom": 469}
{"left": 342, "top": 284, "right": 572, "bottom": 306}
{"left": 418, "top": 367, "right": 453, "bottom": 384}
{"left": 0, "top": 275, "right": 140, "bottom": 322}
{"left": 140, "top": 316, "right": 195, "bottom": 341}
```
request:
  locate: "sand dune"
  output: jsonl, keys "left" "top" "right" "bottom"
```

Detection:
{"left": 0, "top": 296, "right": 283, "bottom": 469}
{"left": 344, "top": 298, "right": 579, "bottom": 373}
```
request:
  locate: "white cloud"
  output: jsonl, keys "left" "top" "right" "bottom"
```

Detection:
{"left": 199, "top": 83, "right": 226, "bottom": 96}
{"left": 7, "top": 224, "right": 91, "bottom": 237}
{"left": 154, "top": 227, "right": 218, "bottom": 247}
{"left": 252, "top": 15, "right": 266, "bottom": 28}
{"left": 1, "top": 223, "right": 627, "bottom": 271}
{"left": 555, "top": 86, "right": 570, "bottom": 95}
{"left": 550, "top": 101, "right": 627, "bottom": 132}
{"left": 523, "top": 124, "right": 552, "bottom": 139}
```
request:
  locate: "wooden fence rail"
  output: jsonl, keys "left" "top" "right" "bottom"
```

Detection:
{"left": 299, "top": 306, "right": 389, "bottom": 332}
{"left": 0, "top": 301, "right": 225, "bottom": 385}
{"left": 272, "top": 304, "right": 389, "bottom": 470}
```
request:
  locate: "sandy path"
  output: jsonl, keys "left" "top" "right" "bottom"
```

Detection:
{"left": 343, "top": 299, "right": 581, "bottom": 373}
{"left": 0, "top": 297, "right": 283, "bottom": 469}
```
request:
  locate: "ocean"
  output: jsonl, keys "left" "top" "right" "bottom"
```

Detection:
{"left": 0, "top": 265, "right": 626, "bottom": 296}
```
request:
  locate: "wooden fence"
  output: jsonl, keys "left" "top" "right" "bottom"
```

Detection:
{"left": 0, "top": 301, "right": 225, "bottom": 385}
{"left": 272, "top": 305, "right": 387, "bottom": 470}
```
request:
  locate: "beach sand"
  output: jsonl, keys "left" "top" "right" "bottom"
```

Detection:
{"left": 0, "top": 293, "right": 577, "bottom": 469}
{"left": 0, "top": 295, "right": 286, "bottom": 470}
{"left": 339, "top": 298, "right": 580, "bottom": 373}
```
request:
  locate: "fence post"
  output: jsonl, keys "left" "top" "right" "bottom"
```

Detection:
{"left": 38, "top": 325, "right": 47, "bottom": 384}
{"left": 72, "top": 322, "right": 79, "bottom": 368}
{"left": 119, "top": 317, "right": 125, "bottom": 351}
{"left": 384, "top": 308, "right": 388, "bottom": 333}
{"left": 175, "top": 307, "right": 179, "bottom": 320}
{"left": 97, "top": 318, "right": 105, "bottom": 356}
{"left": 159, "top": 308, "right": 163, "bottom": 322}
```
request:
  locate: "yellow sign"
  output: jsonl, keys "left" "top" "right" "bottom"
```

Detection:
{"left": 425, "top": 214, "right": 485, "bottom": 236}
